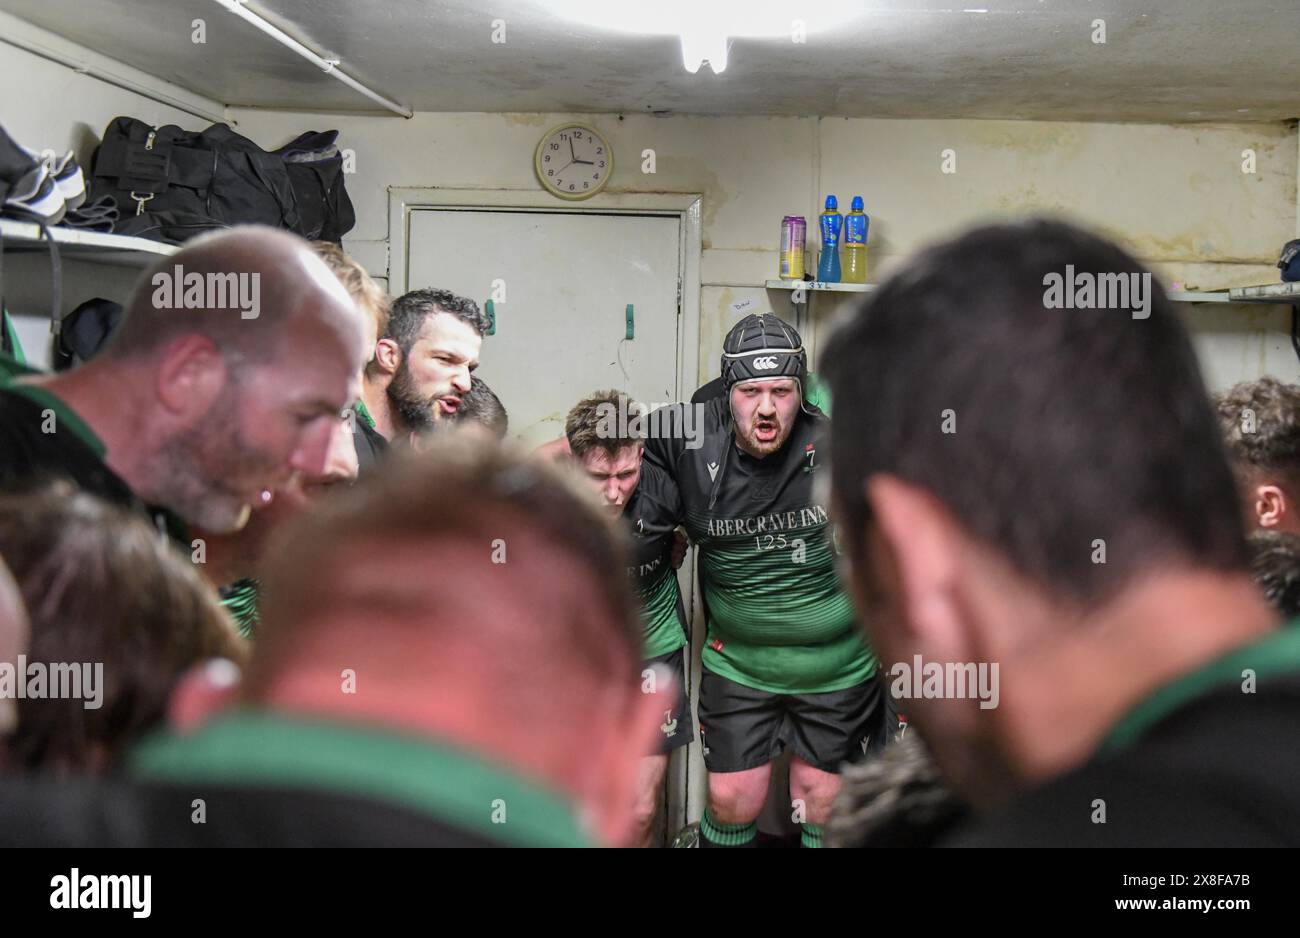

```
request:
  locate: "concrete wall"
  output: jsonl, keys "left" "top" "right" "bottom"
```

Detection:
{"left": 229, "top": 107, "right": 1300, "bottom": 391}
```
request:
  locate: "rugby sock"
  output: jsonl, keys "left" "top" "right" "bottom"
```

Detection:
{"left": 800, "top": 823, "right": 824, "bottom": 848}
{"left": 700, "top": 810, "right": 757, "bottom": 848}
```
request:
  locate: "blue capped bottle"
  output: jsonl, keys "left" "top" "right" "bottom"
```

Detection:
{"left": 817, "top": 195, "right": 842, "bottom": 283}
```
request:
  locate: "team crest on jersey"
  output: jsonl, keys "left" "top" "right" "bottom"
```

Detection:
{"left": 661, "top": 709, "right": 678, "bottom": 737}
{"left": 803, "top": 443, "right": 816, "bottom": 473}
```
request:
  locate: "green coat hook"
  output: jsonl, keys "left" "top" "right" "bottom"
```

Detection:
{"left": 485, "top": 298, "right": 497, "bottom": 336}
{"left": 625, "top": 303, "right": 634, "bottom": 340}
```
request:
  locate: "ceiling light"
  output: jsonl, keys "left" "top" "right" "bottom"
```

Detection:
{"left": 544, "top": 0, "right": 863, "bottom": 74}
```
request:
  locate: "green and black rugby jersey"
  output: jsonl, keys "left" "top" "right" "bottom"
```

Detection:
{"left": 0, "top": 710, "right": 595, "bottom": 847}
{"left": 0, "top": 383, "right": 188, "bottom": 544}
{"left": 219, "top": 577, "right": 261, "bottom": 639}
{"left": 643, "top": 396, "right": 875, "bottom": 694}
{"left": 624, "top": 460, "right": 689, "bottom": 660}
{"left": 945, "top": 626, "right": 1300, "bottom": 846}
{"left": 0, "top": 383, "right": 134, "bottom": 505}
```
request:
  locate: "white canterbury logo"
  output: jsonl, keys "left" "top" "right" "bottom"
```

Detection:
{"left": 707, "top": 462, "right": 720, "bottom": 480}
{"left": 752, "top": 356, "right": 779, "bottom": 369}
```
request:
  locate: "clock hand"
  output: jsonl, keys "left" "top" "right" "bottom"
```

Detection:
{"left": 569, "top": 138, "right": 575, "bottom": 161}
{"left": 574, "top": 159, "right": 594, "bottom": 165}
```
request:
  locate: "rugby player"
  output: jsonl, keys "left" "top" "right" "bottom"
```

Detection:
{"left": 643, "top": 313, "right": 887, "bottom": 848}
{"left": 565, "top": 390, "right": 694, "bottom": 847}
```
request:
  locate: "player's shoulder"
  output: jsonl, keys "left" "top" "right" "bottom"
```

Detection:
{"left": 636, "top": 458, "right": 680, "bottom": 506}
{"left": 643, "top": 397, "right": 727, "bottom": 447}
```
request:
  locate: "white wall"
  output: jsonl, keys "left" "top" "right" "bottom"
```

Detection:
{"left": 229, "top": 107, "right": 1300, "bottom": 392}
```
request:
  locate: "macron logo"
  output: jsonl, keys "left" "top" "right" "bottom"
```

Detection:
{"left": 50, "top": 868, "right": 151, "bottom": 919}
{"left": 707, "top": 461, "right": 720, "bottom": 480}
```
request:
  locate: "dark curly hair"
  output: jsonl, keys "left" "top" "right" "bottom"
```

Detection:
{"left": 384, "top": 288, "right": 489, "bottom": 354}
{"left": 1247, "top": 531, "right": 1300, "bottom": 619}
{"left": 1215, "top": 377, "right": 1300, "bottom": 484}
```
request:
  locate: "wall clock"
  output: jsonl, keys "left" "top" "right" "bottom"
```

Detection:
{"left": 535, "top": 123, "right": 613, "bottom": 200}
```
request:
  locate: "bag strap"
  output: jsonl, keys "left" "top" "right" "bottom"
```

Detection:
{"left": 95, "top": 129, "right": 215, "bottom": 193}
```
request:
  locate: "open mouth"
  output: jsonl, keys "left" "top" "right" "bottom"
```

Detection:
{"left": 755, "top": 423, "right": 778, "bottom": 442}
{"left": 438, "top": 396, "right": 461, "bottom": 415}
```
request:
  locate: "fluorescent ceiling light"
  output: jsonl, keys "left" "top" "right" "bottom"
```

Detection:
{"left": 212, "top": 0, "right": 412, "bottom": 116}
{"left": 544, "top": 0, "right": 863, "bottom": 74}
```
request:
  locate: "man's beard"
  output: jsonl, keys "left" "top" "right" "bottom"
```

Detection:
{"left": 387, "top": 359, "right": 440, "bottom": 433}
{"left": 148, "top": 387, "right": 282, "bottom": 534}
{"left": 740, "top": 415, "right": 791, "bottom": 456}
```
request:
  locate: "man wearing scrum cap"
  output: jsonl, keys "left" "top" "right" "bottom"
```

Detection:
{"left": 0, "top": 226, "right": 368, "bottom": 538}
{"left": 643, "top": 312, "right": 887, "bottom": 848}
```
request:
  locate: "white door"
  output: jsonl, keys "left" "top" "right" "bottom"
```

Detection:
{"left": 404, "top": 209, "right": 683, "bottom": 447}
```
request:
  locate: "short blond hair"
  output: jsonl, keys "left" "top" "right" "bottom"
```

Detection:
{"left": 311, "top": 241, "right": 391, "bottom": 342}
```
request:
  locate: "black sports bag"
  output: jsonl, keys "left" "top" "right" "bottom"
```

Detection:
{"left": 90, "top": 117, "right": 354, "bottom": 245}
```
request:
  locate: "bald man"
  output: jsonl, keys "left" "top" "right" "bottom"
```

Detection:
{"left": 0, "top": 557, "right": 28, "bottom": 740}
{"left": 0, "top": 226, "right": 368, "bottom": 535}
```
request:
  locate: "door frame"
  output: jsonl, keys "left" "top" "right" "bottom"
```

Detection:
{"left": 388, "top": 187, "right": 703, "bottom": 406}
{"left": 388, "top": 186, "right": 706, "bottom": 842}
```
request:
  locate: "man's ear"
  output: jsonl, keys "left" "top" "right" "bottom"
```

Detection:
{"left": 155, "top": 335, "right": 226, "bottom": 418}
{"left": 1254, "top": 485, "right": 1287, "bottom": 528}
{"left": 865, "top": 474, "right": 967, "bottom": 661}
{"left": 373, "top": 338, "right": 402, "bottom": 376}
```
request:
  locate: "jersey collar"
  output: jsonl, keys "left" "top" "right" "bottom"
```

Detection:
{"left": 1100, "top": 624, "right": 1300, "bottom": 755}
{"left": 129, "top": 710, "right": 594, "bottom": 847}
{"left": 3, "top": 382, "right": 106, "bottom": 457}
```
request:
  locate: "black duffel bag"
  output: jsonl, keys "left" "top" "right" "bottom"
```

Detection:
{"left": 90, "top": 117, "right": 354, "bottom": 245}
{"left": 275, "top": 130, "right": 355, "bottom": 243}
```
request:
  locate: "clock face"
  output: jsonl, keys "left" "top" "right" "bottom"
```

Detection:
{"left": 536, "top": 125, "right": 612, "bottom": 200}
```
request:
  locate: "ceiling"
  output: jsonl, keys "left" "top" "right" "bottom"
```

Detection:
{"left": 3, "top": 0, "right": 1299, "bottom": 122}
